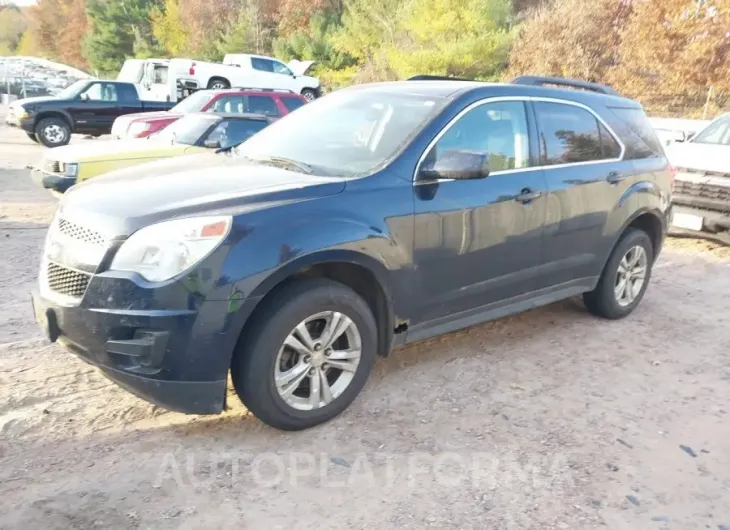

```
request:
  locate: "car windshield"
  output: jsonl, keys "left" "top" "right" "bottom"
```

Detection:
{"left": 237, "top": 89, "right": 446, "bottom": 176}
{"left": 692, "top": 116, "right": 730, "bottom": 145}
{"left": 153, "top": 115, "right": 218, "bottom": 145}
{"left": 55, "top": 80, "right": 90, "bottom": 99}
{"left": 171, "top": 91, "right": 216, "bottom": 113}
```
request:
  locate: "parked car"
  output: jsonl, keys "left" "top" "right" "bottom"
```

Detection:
{"left": 30, "top": 113, "right": 272, "bottom": 193}
{"left": 649, "top": 117, "right": 711, "bottom": 146}
{"left": 5, "top": 79, "right": 176, "bottom": 147}
{"left": 666, "top": 112, "right": 730, "bottom": 238}
{"left": 31, "top": 76, "right": 672, "bottom": 430}
{"left": 118, "top": 56, "right": 321, "bottom": 104}
{"left": 111, "top": 88, "right": 306, "bottom": 140}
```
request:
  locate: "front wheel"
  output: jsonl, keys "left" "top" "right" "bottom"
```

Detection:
{"left": 35, "top": 117, "right": 71, "bottom": 147}
{"left": 301, "top": 88, "right": 318, "bottom": 102}
{"left": 583, "top": 228, "right": 654, "bottom": 319}
{"left": 232, "top": 278, "right": 378, "bottom": 430}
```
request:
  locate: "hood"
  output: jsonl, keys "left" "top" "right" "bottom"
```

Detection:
{"left": 59, "top": 153, "right": 345, "bottom": 236}
{"left": 15, "top": 96, "right": 58, "bottom": 108}
{"left": 45, "top": 138, "right": 188, "bottom": 163}
{"left": 665, "top": 142, "right": 730, "bottom": 175}
{"left": 287, "top": 59, "right": 315, "bottom": 77}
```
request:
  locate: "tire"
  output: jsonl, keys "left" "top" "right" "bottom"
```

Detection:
{"left": 232, "top": 278, "right": 378, "bottom": 430}
{"left": 26, "top": 132, "right": 39, "bottom": 143}
{"left": 583, "top": 228, "right": 654, "bottom": 319}
{"left": 301, "top": 88, "right": 317, "bottom": 102}
{"left": 35, "top": 117, "right": 71, "bottom": 147}
{"left": 207, "top": 78, "right": 230, "bottom": 90}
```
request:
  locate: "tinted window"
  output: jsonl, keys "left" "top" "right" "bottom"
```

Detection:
{"left": 427, "top": 101, "right": 531, "bottom": 172}
{"left": 208, "top": 95, "right": 245, "bottom": 114}
{"left": 222, "top": 119, "right": 269, "bottom": 147}
{"left": 281, "top": 97, "right": 305, "bottom": 113}
{"left": 272, "top": 61, "right": 293, "bottom": 76}
{"left": 247, "top": 95, "right": 280, "bottom": 116}
{"left": 608, "top": 107, "right": 664, "bottom": 159}
{"left": 117, "top": 83, "right": 139, "bottom": 103}
{"left": 535, "top": 102, "right": 611, "bottom": 165}
{"left": 155, "top": 115, "right": 218, "bottom": 145}
{"left": 692, "top": 117, "right": 730, "bottom": 145}
{"left": 251, "top": 58, "right": 274, "bottom": 72}
{"left": 599, "top": 122, "right": 621, "bottom": 158}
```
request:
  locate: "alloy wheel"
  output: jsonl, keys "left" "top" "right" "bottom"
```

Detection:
{"left": 44, "top": 124, "right": 66, "bottom": 144}
{"left": 274, "top": 311, "right": 362, "bottom": 411}
{"left": 614, "top": 245, "right": 648, "bottom": 306}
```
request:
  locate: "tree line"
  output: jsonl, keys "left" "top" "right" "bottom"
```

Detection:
{"left": 1, "top": 0, "right": 728, "bottom": 116}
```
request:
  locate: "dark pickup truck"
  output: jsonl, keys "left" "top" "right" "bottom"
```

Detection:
{"left": 5, "top": 79, "right": 175, "bottom": 147}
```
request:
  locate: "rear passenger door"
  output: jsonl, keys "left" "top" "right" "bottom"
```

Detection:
{"left": 531, "top": 100, "right": 633, "bottom": 290}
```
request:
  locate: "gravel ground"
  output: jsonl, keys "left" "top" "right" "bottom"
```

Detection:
{"left": 1, "top": 111, "right": 729, "bottom": 530}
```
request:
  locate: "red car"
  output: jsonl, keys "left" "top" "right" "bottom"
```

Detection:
{"left": 111, "top": 88, "right": 307, "bottom": 139}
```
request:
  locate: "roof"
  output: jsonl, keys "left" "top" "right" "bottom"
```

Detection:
{"left": 187, "top": 112, "right": 272, "bottom": 122}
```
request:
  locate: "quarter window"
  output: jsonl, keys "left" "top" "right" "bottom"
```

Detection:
{"left": 425, "top": 101, "right": 531, "bottom": 173}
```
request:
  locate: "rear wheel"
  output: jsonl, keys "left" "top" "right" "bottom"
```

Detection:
{"left": 231, "top": 278, "right": 377, "bottom": 430}
{"left": 207, "top": 78, "right": 230, "bottom": 90}
{"left": 583, "top": 228, "right": 654, "bottom": 319}
{"left": 26, "top": 132, "right": 39, "bottom": 143}
{"left": 35, "top": 117, "right": 71, "bottom": 147}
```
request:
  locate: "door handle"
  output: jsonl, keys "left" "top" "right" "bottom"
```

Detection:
{"left": 607, "top": 171, "right": 626, "bottom": 184}
{"left": 515, "top": 188, "right": 542, "bottom": 203}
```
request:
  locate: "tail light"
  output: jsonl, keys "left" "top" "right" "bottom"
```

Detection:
{"left": 668, "top": 164, "right": 677, "bottom": 193}
{"left": 189, "top": 62, "right": 196, "bottom": 76}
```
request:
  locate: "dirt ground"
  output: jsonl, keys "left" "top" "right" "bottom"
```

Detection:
{"left": 1, "top": 111, "right": 729, "bottom": 530}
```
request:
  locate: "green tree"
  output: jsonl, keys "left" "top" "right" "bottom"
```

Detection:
{"left": 217, "top": 0, "right": 275, "bottom": 56}
{"left": 273, "top": 12, "right": 355, "bottom": 70}
{"left": 0, "top": 4, "right": 27, "bottom": 54}
{"left": 85, "top": 0, "right": 162, "bottom": 74}
{"left": 149, "top": 0, "right": 188, "bottom": 56}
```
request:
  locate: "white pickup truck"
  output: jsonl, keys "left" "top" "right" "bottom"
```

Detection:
{"left": 117, "top": 55, "right": 321, "bottom": 103}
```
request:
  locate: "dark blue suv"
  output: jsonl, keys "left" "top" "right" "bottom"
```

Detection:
{"left": 32, "top": 76, "right": 673, "bottom": 430}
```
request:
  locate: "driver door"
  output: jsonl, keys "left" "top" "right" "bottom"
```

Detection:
{"left": 411, "top": 99, "right": 549, "bottom": 329}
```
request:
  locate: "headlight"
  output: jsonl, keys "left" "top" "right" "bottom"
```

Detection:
{"left": 128, "top": 121, "right": 151, "bottom": 138}
{"left": 110, "top": 216, "right": 232, "bottom": 282}
{"left": 59, "top": 162, "right": 78, "bottom": 177}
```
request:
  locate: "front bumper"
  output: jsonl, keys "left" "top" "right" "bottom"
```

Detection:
{"left": 29, "top": 167, "right": 76, "bottom": 193}
{"left": 5, "top": 114, "right": 33, "bottom": 132}
{"left": 671, "top": 195, "right": 730, "bottom": 233}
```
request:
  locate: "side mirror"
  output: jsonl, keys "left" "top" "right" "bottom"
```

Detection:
{"left": 419, "top": 150, "right": 489, "bottom": 180}
{"left": 672, "top": 131, "right": 687, "bottom": 143}
{"left": 204, "top": 139, "right": 221, "bottom": 149}
{"left": 79, "top": 93, "right": 89, "bottom": 101}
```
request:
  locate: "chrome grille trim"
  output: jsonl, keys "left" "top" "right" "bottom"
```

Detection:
{"left": 56, "top": 218, "right": 106, "bottom": 246}
{"left": 43, "top": 159, "right": 60, "bottom": 174}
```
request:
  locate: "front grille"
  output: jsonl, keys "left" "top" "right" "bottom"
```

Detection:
{"left": 46, "top": 262, "right": 91, "bottom": 298}
{"left": 43, "top": 159, "right": 60, "bottom": 173}
{"left": 56, "top": 218, "right": 106, "bottom": 246}
{"left": 674, "top": 180, "right": 730, "bottom": 203}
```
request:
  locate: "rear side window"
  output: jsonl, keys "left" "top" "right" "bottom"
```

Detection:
{"left": 608, "top": 107, "right": 664, "bottom": 159}
{"left": 117, "top": 84, "right": 139, "bottom": 103}
{"left": 534, "top": 102, "right": 620, "bottom": 165}
{"left": 247, "top": 95, "right": 280, "bottom": 117}
{"left": 251, "top": 58, "right": 274, "bottom": 73}
{"left": 281, "top": 97, "right": 305, "bottom": 113}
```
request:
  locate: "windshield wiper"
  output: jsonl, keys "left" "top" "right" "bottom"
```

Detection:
{"left": 244, "top": 155, "right": 314, "bottom": 175}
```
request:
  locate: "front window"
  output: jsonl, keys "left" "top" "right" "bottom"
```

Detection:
{"left": 692, "top": 117, "right": 730, "bottom": 145}
{"left": 171, "top": 91, "right": 216, "bottom": 113}
{"left": 272, "top": 61, "right": 293, "bottom": 76}
{"left": 237, "top": 89, "right": 445, "bottom": 176}
{"left": 56, "top": 80, "right": 89, "bottom": 99}
{"left": 154, "top": 115, "right": 219, "bottom": 146}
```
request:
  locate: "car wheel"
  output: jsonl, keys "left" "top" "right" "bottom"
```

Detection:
{"left": 207, "top": 78, "right": 230, "bottom": 90}
{"left": 231, "top": 278, "right": 378, "bottom": 431}
{"left": 26, "top": 132, "right": 39, "bottom": 143}
{"left": 35, "top": 117, "right": 71, "bottom": 147}
{"left": 301, "top": 88, "right": 317, "bottom": 102}
{"left": 583, "top": 228, "right": 654, "bottom": 319}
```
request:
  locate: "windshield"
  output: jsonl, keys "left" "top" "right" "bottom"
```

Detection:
{"left": 237, "top": 89, "right": 445, "bottom": 176}
{"left": 55, "top": 80, "right": 90, "bottom": 99}
{"left": 171, "top": 91, "right": 216, "bottom": 113}
{"left": 153, "top": 114, "right": 218, "bottom": 145}
{"left": 117, "top": 60, "right": 144, "bottom": 83}
{"left": 692, "top": 116, "right": 730, "bottom": 145}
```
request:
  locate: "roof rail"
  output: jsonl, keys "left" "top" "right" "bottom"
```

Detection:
{"left": 408, "top": 75, "right": 475, "bottom": 82}
{"left": 231, "top": 87, "right": 295, "bottom": 94}
{"left": 511, "top": 75, "right": 619, "bottom": 96}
